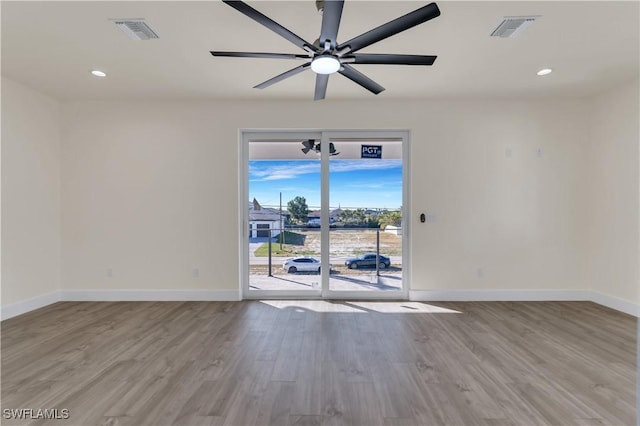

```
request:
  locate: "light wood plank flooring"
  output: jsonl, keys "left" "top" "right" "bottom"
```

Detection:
{"left": 1, "top": 300, "right": 637, "bottom": 426}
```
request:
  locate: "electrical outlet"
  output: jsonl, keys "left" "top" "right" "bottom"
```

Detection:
{"left": 106, "top": 267, "right": 113, "bottom": 278}
{"left": 477, "top": 267, "right": 484, "bottom": 278}
{"left": 505, "top": 148, "right": 512, "bottom": 158}
{"left": 192, "top": 268, "right": 200, "bottom": 278}
{"left": 536, "top": 147, "right": 543, "bottom": 158}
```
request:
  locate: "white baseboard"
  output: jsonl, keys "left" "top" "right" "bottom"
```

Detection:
{"left": 59, "top": 289, "right": 241, "bottom": 302}
{"left": 409, "top": 289, "right": 592, "bottom": 302}
{"left": 1, "top": 289, "right": 241, "bottom": 320}
{"left": 3, "top": 288, "right": 636, "bottom": 320}
{"left": 590, "top": 291, "right": 640, "bottom": 317}
{"left": 1, "top": 291, "right": 61, "bottom": 321}
{"left": 410, "top": 289, "right": 638, "bottom": 317}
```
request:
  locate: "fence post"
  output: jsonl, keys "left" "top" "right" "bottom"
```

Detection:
{"left": 376, "top": 229, "right": 380, "bottom": 277}
{"left": 268, "top": 231, "right": 273, "bottom": 277}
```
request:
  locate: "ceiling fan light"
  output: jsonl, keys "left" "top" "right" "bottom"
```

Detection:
{"left": 311, "top": 55, "right": 340, "bottom": 74}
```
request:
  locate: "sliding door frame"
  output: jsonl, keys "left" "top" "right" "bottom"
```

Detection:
{"left": 240, "top": 129, "right": 410, "bottom": 300}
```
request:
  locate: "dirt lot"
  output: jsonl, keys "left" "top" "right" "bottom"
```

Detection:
{"left": 256, "top": 229, "right": 402, "bottom": 257}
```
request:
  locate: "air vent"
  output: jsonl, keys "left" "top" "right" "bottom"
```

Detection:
{"left": 112, "top": 19, "right": 159, "bottom": 40}
{"left": 490, "top": 16, "right": 538, "bottom": 38}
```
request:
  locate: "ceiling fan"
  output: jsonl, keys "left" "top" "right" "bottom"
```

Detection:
{"left": 301, "top": 139, "right": 340, "bottom": 156}
{"left": 211, "top": 0, "right": 440, "bottom": 100}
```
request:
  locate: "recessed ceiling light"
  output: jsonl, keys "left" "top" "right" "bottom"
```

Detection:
{"left": 537, "top": 68, "right": 552, "bottom": 76}
{"left": 90, "top": 70, "right": 107, "bottom": 77}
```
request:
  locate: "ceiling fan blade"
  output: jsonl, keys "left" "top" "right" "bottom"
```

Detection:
{"left": 223, "top": 1, "right": 317, "bottom": 52}
{"left": 328, "top": 142, "right": 339, "bottom": 155}
{"left": 319, "top": 0, "right": 344, "bottom": 50}
{"left": 211, "top": 51, "right": 310, "bottom": 60}
{"left": 301, "top": 139, "right": 316, "bottom": 154}
{"left": 349, "top": 53, "right": 437, "bottom": 65}
{"left": 337, "top": 2, "right": 440, "bottom": 54}
{"left": 253, "top": 63, "right": 311, "bottom": 89}
{"left": 338, "top": 64, "right": 385, "bottom": 95}
{"left": 314, "top": 74, "right": 329, "bottom": 101}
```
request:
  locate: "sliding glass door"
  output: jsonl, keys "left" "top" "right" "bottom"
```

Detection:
{"left": 242, "top": 130, "right": 408, "bottom": 299}
{"left": 327, "top": 136, "right": 404, "bottom": 296}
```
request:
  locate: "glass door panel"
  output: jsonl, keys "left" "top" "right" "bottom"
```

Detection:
{"left": 327, "top": 138, "right": 404, "bottom": 294}
{"left": 246, "top": 136, "right": 322, "bottom": 296}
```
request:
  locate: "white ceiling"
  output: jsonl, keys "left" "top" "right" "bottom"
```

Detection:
{"left": 2, "top": 1, "right": 638, "bottom": 102}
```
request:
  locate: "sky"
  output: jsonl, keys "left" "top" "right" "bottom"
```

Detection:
{"left": 249, "top": 159, "right": 403, "bottom": 210}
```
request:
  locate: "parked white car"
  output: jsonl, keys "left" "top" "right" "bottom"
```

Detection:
{"left": 283, "top": 257, "right": 325, "bottom": 273}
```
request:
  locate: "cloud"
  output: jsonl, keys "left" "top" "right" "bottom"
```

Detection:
{"left": 250, "top": 160, "right": 402, "bottom": 181}
{"left": 250, "top": 162, "right": 320, "bottom": 181}
{"left": 330, "top": 160, "right": 402, "bottom": 173}
{"left": 342, "top": 180, "right": 402, "bottom": 190}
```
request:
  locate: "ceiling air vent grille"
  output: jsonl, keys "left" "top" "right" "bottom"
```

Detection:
{"left": 113, "top": 19, "right": 159, "bottom": 40}
{"left": 490, "top": 16, "right": 538, "bottom": 38}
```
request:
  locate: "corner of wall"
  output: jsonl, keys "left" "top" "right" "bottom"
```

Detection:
{"left": 584, "top": 77, "right": 640, "bottom": 307}
{"left": 1, "top": 77, "right": 63, "bottom": 310}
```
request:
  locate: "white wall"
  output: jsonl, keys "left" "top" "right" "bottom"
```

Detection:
{"left": 1, "top": 77, "right": 636, "bottom": 313}
{"left": 409, "top": 101, "right": 591, "bottom": 293}
{"left": 587, "top": 78, "right": 640, "bottom": 307}
{"left": 60, "top": 98, "right": 591, "bottom": 295}
{"left": 1, "top": 77, "right": 61, "bottom": 309}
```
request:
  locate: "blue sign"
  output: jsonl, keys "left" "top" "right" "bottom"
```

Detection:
{"left": 361, "top": 145, "right": 382, "bottom": 159}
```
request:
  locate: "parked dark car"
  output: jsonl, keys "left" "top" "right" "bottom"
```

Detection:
{"left": 345, "top": 253, "right": 391, "bottom": 269}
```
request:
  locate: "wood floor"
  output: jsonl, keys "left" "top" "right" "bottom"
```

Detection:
{"left": 1, "top": 300, "right": 637, "bottom": 426}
